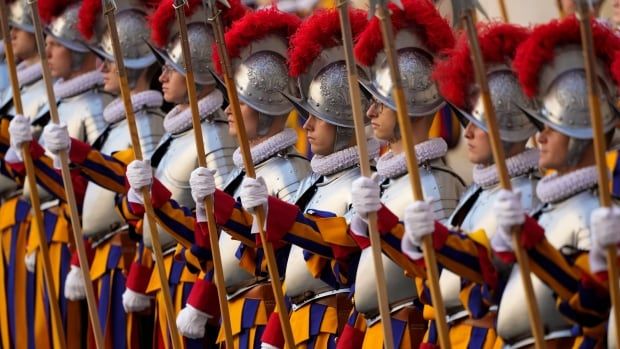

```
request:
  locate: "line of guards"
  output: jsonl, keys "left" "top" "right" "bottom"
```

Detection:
{"left": 0, "top": 0, "right": 618, "bottom": 348}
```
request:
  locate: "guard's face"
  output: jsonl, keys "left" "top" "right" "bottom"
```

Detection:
{"left": 464, "top": 122, "right": 493, "bottom": 165}
{"left": 537, "top": 125, "right": 569, "bottom": 170}
{"left": 101, "top": 60, "right": 121, "bottom": 94}
{"left": 366, "top": 98, "right": 397, "bottom": 142}
{"left": 613, "top": 0, "right": 620, "bottom": 25}
{"left": 159, "top": 65, "right": 188, "bottom": 104}
{"left": 303, "top": 114, "right": 337, "bottom": 156}
{"left": 45, "top": 36, "right": 72, "bottom": 79}
{"left": 10, "top": 28, "right": 36, "bottom": 61}
{"left": 226, "top": 102, "right": 259, "bottom": 140}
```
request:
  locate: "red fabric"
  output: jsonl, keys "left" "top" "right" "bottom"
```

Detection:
{"left": 126, "top": 262, "right": 153, "bottom": 293}
{"left": 420, "top": 344, "right": 439, "bottom": 349}
{"left": 213, "top": 189, "right": 237, "bottom": 226}
{"left": 39, "top": 0, "right": 75, "bottom": 24}
{"left": 514, "top": 16, "right": 620, "bottom": 98}
{"left": 349, "top": 231, "right": 370, "bottom": 250}
{"left": 194, "top": 221, "right": 211, "bottom": 250}
{"left": 330, "top": 243, "right": 359, "bottom": 262}
{"left": 77, "top": 0, "right": 101, "bottom": 40}
{"left": 213, "top": 8, "right": 300, "bottom": 74}
{"left": 150, "top": 178, "right": 172, "bottom": 209}
{"left": 68, "top": 138, "right": 92, "bottom": 164}
{"left": 519, "top": 215, "right": 545, "bottom": 249}
{"left": 376, "top": 204, "right": 400, "bottom": 236}
{"left": 354, "top": 0, "right": 454, "bottom": 67}
{"left": 433, "top": 23, "right": 530, "bottom": 109}
{"left": 261, "top": 312, "right": 285, "bottom": 348}
{"left": 288, "top": 8, "right": 367, "bottom": 77}
{"left": 69, "top": 239, "right": 95, "bottom": 267}
{"left": 186, "top": 279, "right": 220, "bottom": 318}
{"left": 432, "top": 221, "right": 450, "bottom": 249}
{"left": 335, "top": 323, "right": 365, "bottom": 349}
{"left": 264, "top": 196, "right": 299, "bottom": 243}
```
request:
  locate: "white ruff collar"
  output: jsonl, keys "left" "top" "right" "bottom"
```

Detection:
{"left": 233, "top": 128, "right": 298, "bottom": 168}
{"left": 472, "top": 148, "right": 540, "bottom": 188}
{"left": 103, "top": 90, "right": 163, "bottom": 124}
{"left": 311, "top": 139, "right": 381, "bottom": 176}
{"left": 536, "top": 165, "right": 598, "bottom": 204}
{"left": 163, "top": 89, "right": 223, "bottom": 134}
{"left": 376, "top": 138, "right": 448, "bottom": 179}
{"left": 54, "top": 70, "right": 103, "bottom": 100}
{"left": 16, "top": 62, "right": 43, "bottom": 87}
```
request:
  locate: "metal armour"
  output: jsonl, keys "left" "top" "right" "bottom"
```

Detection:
{"left": 360, "top": 30, "right": 444, "bottom": 118}
{"left": 284, "top": 167, "right": 360, "bottom": 299}
{"left": 354, "top": 158, "right": 465, "bottom": 316}
{"left": 520, "top": 46, "right": 617, "bottom": 140}
{"left": 92, "top": 9, "right": 156, "bottom": 70}
{"left": 497, "top": 189, "right": 599, "bottom": 347}
{"left": 8, "top": 0, "right": 34, "bottom": 33}
{"left": 143, "top": 113, "right": 237, "bottom": 250}
{"left": 220, "top": 148, "right": 311, "bottom": 295}
{"left": 46, "top": 3, "right": 97, "bottom": 52}
{"left": 82, "top": 106, "right": 164, "bottom": 238}
{"left": 440, "top": 173, "right": 540, "bottom": 318}
{"left": 233, "top": 36, "right": 296, "bottom": 116}
{"left": 22, "top": 86, "right": 112, "bottom": 203}
{"left": 452, "top": 65, "right": 538, "bottom": 143}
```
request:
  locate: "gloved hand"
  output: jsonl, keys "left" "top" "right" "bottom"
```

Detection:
{"left": 190, "top": 167, "right": 217, "bottom": 203}
{"left": 25, "top": 252, "right": 36, "bottom": 273}
{"left": 351, "top": 174, "right": 381, "bottom": 221}
{"left": 126, "top": 160, "right": 152, "bottom": 191}
{"left": 9, "top": 114, "right": 32, "bottom": 149}
{"left": 42, "top": 122, "right": 70, "bottom": 154}
{"left": 176, "top": 304, "right": 211, "bottom": 339}
{"left": 589, "top": 206, "right": 620, "bottom": 273}
{"left": 403, "top": 200, "right": 435, "bottom": 246}
{"left": 492, "top": 189, "right": 524, "bottom": 252}
{"left": 239, "top": 177, "right": 268, "bottom": 214}
{"left": 64, "top": 266, "right": 86, "bottom": 301}
{"left": 122, "top": 288, "right": 151, "bottom": 313}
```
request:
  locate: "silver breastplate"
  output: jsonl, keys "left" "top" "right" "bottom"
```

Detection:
{"left": 221, "top": 151, "right": 311, "bottom": 293}
{"left": 22, "top": 89, "right": 112, "bottom": 204}
{"left": 498, "top": 190, "right": 599, "bottom": 346}
{"left": 7, "top": 78, "right": 50, "bottom": 124}
{"left": 0, "top": 62, "right": 8, "bottom": 95}
{"left": 441, "top": 175, "right": 540, "bottom": 316}
{"left": 82, "top": 110, "right": 165, "bottom": 238}
{"left": 285, "top": 167, "right": 359, "bottom": 298}
{"left": 355, "top": 160, "right": 465, "bottom": 316}
{"left": 143, "top": 119, "right": 237, "bottom": 250}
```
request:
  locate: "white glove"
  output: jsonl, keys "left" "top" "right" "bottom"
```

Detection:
{"left": 122, "top": 288, "right": 151, "bottom": 313}
{"left": 9, "top": 114, "right": 32, "bottom": 149}
{"left": 240, "top": 177, "right": 268, "bottom": 213}
{"left": 64, "top": 266, "right": 86, "bottom": 301}
{"left": 126, "top": 160, "right": 152, "bottom": 190}
{"left": 351, "top": 175, "right": 381, "bottom": 221}
{"left": 25, "top": 252, "right": 36, "bottom": 273}
{"left": 403, "top": 200, "right": 435, "bottom": 246}
{"left": 190, "top": 167, "right": 217, "bottom": 203}
{"left": 492, "top": 189, "right": 525, "bottom": 252}
{"left": 261, "top": 344, "right": 281, "bottom": 349}
{"left": 176, "top": 304, "right": 211, "bottom": 339}
{"left": 42, "top": 123, "right": 70, "bottom": 154}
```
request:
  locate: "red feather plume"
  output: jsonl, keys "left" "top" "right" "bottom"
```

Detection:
{"left": 212, "top": 7, "right": 301, "bottom": 74}
{"left": 432, "top": 22, "right": 530, "bottom": 110}
{"left": 77, "top": 0, "right": 102, "bottom": 40}
{"left": 514, "top": 16, "right": 620, "bottom": 98}
{"left": 288, "top": 8, "right": 367, "bottom": 78}
{"left": 39, "top": 0, "right": 76, "bottom": 24}
{"left": 149, "top": 0, "right": 247, "bottom": 47}
{"left": 354, "top": 0, "right": 454, "bottom": 67}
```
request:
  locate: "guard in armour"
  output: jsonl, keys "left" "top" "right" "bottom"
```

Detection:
{"left": 344, "top": 0, "right": 465, "bottom": 348}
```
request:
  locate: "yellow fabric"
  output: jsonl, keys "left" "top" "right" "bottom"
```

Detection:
{"left": 362, "top": 318, "right": 411, "bottom": 349}
{"left": 216, "top": 294, "right": 269, "bottom": 348}
{"left": 468, "top": 229, "right": 491, "bottom": 250}
{"left": 91, "top": 240, "right": 112, "bottom": 280}
{"left": 448, "top": 322, "right": 497, "bottom": 349}
{"left": 315, "top": 217, "right": 356, "bottom": 247}
{"left": 289, "top": 302, "right": 338, "bottom": 346}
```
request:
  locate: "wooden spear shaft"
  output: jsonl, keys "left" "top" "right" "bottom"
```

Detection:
{"left": 575, "top": 6, "right": 620, "bottom": 346}
{"left": 336, "top": 2, "right": 394, "bottom": 349}
{"left": 206, "top": 4, "right": 296, "bottom": 348}
{"left": 0, "top": 2, "right": 68, "bottom": 349}
{"left": 26, "top": 1, "right": 108, "bottom": 347}
{"left": 498, "top": 0, "right": 509, "bottom": 23}
{"left": 171, "top": 1, "right": 234, "bottom": 347}
{"left": 102, "top": 3, "right": 182, "bottom": 349}
{"left": 462, "top": 10, "right": 546, "bottom": 349}
{"left": 374, "top": 5, "right": 452, "bottom": 349}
